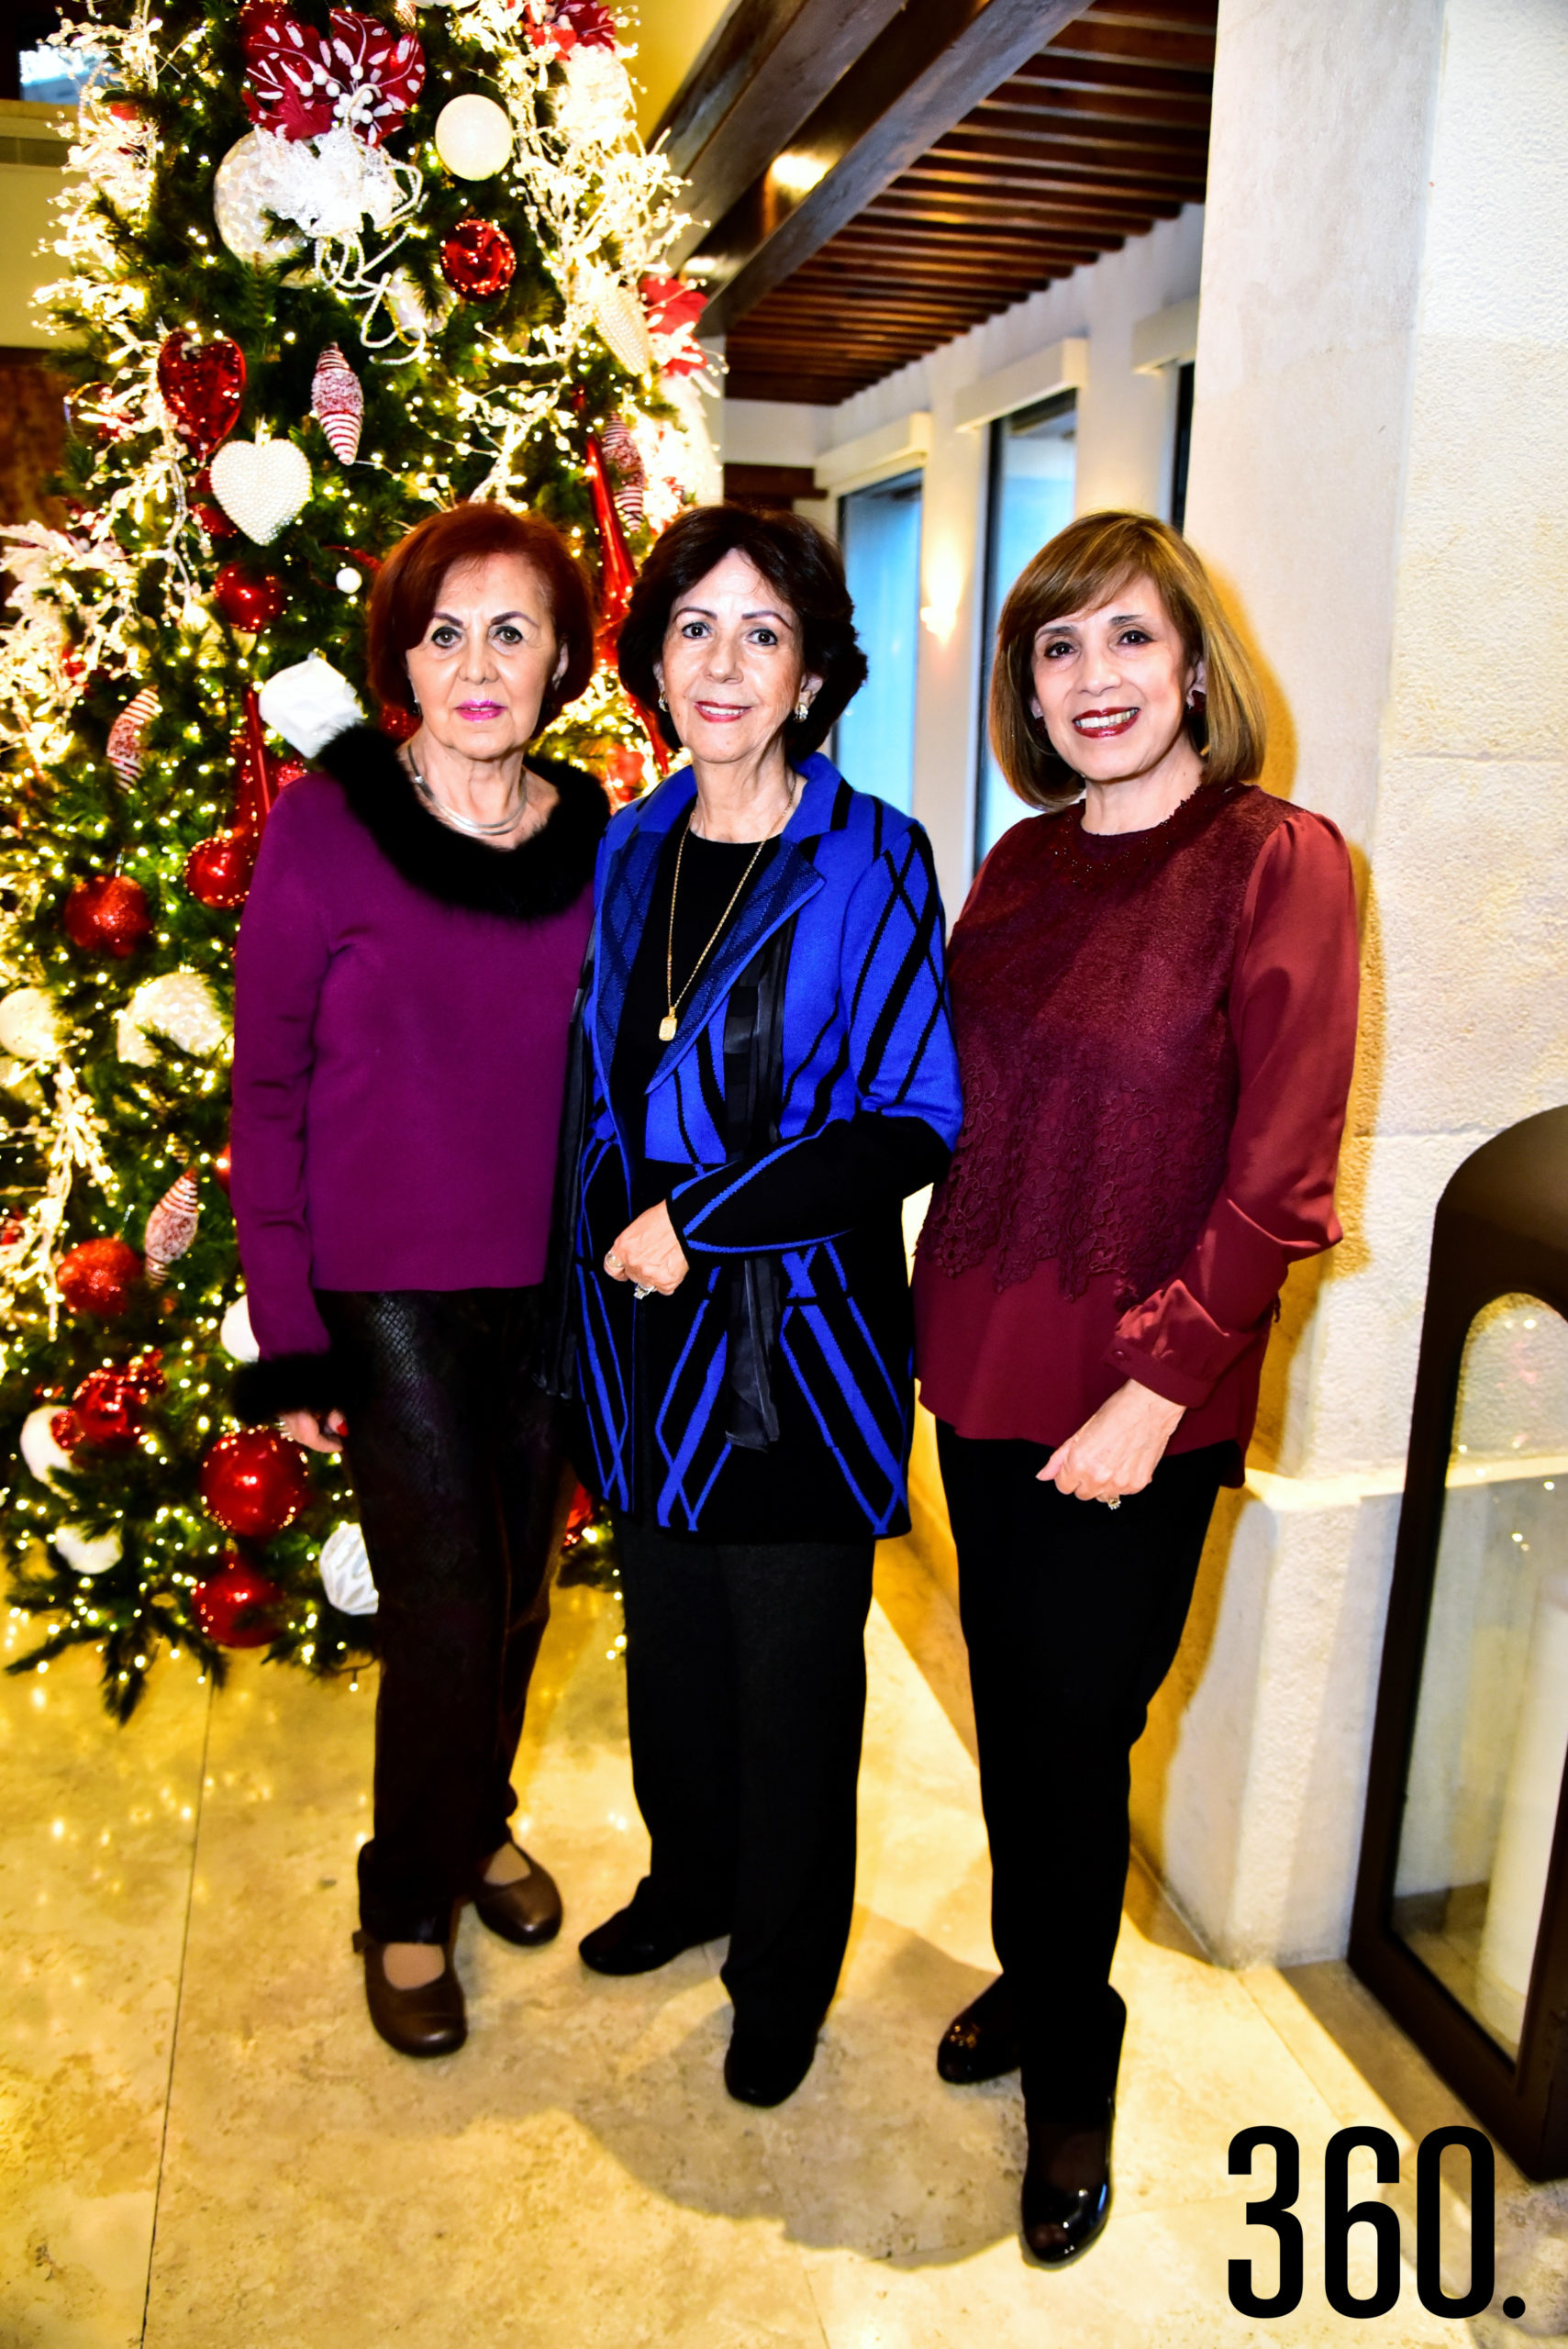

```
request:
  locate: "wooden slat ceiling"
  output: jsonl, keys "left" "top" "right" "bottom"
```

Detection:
{"left": 721, "top": 0, "right": 1216, "bottom": 406}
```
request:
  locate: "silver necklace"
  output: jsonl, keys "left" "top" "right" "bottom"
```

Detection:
{"left": 407, "top": 754, "right": 529, "bottom": 840}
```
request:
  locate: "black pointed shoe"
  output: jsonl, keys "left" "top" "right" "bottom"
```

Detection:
{"left": 473, "top": 1842, "right": 562, "bottom": 1947}
{"left": 937, "top": 1974, "right": 1019, "bottom": 2084}
{"left": 1021, "top": 2104, "right": 1114, "bottom": 2266}
{"left": 578, "top": 1889, "right": 730, "bottom": 1977}
{"left": 353, "top": 1930, "right": 466, "bottom": 2058}
{"left": 723, "top": 2018, "right": 819, "bottom": 2108}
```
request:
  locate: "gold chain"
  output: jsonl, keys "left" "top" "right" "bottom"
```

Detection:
{"left": 661, "top": 786, "right": 795, "bottom": 1042}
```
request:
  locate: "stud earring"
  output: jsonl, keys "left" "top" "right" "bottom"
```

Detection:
{"left": 657, "top": 689, "right": 668, "bottom": 711}
{"left": 795, "top": 691, "right": 814, "bottom": 724}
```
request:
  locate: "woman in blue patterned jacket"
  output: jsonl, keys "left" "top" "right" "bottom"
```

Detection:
{"left": 550, "top": 504, "right": 962, "bottom": 2108}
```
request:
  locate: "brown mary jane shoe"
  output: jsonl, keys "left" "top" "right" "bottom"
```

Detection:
{"left": 352, "top": 1929, "right": 466, "bottom": 2058}
{"left": 472, "top": 1842, "right": 563, "bottom": 1947}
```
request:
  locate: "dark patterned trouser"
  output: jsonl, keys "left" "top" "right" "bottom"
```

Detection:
{"left": 317, "top": 1287, "right": 564, "bottom": 1946}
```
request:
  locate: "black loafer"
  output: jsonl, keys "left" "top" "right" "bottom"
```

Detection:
{"left": 353, "top": 1929, "right": 466, "bottom": 2059}
{"left": 938, "top": 1975, "right": 1019, "bottom": 2084}
{"left": 473, "top": 1843, "right": 562, "bottom": 1947}
{"left": 579, "top": 1894, "right": 729, "bottom": 1977}
{"left": 724, "top": 2019, "right": 819, "bottom": 2108}
{"left": 1021, "top": 2104, "right": 1114, "bottom": 2266}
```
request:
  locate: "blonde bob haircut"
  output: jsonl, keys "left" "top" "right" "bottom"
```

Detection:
{"left": 990, "top": 510, "right": 1267, "bottom": 812}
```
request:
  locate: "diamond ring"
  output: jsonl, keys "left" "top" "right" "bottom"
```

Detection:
{"left": 633, "top": 1284, "right": 653, "bottom": 1300}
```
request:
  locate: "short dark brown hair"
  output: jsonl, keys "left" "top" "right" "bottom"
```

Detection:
{"left": 617, "top": 504, "right": 868, "bottom": 758}
{"left": 991, "top": 510, "right": 1267, "bottom": 810}
{"left": 366, "top": 502, "right": 596, "bottom": 733}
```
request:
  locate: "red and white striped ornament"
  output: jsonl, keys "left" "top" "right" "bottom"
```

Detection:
{"left": 602, "top": 418, "right": 646, "bottom": 529}
{"left": 106, "top": 688, "right": 159, "bottom": 783}
{"left": 144, "top": 1170, "right": 199, "bottom": 1285}
{"left": 310, "top": 344, "right": 363, "bottom": 464}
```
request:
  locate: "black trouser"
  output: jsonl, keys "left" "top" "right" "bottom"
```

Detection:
{"left": 936, "top": 1423, "right": 1225, "bottom": 2117}
{"left": 614, "top": 1519, "right": 875, "bottom": 2039}
{"left": 317, "top": 1287, "right": 563, "bottom": 1946}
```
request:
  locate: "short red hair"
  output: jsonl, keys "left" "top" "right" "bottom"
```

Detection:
{"left": 366, "top": 502, "right": 596, "bottom": 732}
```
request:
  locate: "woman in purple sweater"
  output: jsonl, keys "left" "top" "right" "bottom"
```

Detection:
{"left": 230, "top": 502, "right": 607, "bottom": 2058}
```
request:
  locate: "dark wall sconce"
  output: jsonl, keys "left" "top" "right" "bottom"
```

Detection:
{"left": 1351, "top": 1106, "right": 1568, "bottom": 2179}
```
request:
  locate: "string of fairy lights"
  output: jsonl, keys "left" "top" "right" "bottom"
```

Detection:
{"left": 0, "top": 0, "right": 715, "bottom": 1716}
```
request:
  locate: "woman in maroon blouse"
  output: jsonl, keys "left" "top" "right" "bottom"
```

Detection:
{"left": 913, "top": 512, "right": 1359, "bottom": 2266}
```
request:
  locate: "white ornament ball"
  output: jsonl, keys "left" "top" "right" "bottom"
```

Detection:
{"left": 0, "top": 986, "right": 59, "bottom": 1063}
{"left": 54, "top": 1522, "right": 122, "bottom": 1577}
{"left": 320, "top": 1520, "right": 379, "bottom": 1616}
{"left": 20, "top": 1404, "right": 74, "bottom": 1486}
{"left": 213, "top": 131, "right": 307, "bottom": 267}
{"left": 208, "top": 436, "right": 313, "bottom": 547}
{"left": 117, "top": 969, "right": 228, "bottom": 1067}
{"left": 335, "top": 567, "right": 361, "bottom": 595}
{"left": 435, "top": 94, "right": 514, "bottom": 180}
{"left": 257, "top": 655, "right": 365, "bottom": 757}
{"left": 219, "top": 1294, "right": 259, "bottom": 1363}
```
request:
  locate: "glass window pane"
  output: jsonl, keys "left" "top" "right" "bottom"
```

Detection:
{"left": 834, "top": 470, "right": 921, "bottom": 814}
{"left": 1392, "top": 1295, "right": 1568, "bottom": 2055}
{"left": 975, "top": 394, "right": 1077, "bottom": 864}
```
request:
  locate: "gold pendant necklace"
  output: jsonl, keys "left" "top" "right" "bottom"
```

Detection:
{"left": 662, "top": 785, "right": 796, "bottom": 1041}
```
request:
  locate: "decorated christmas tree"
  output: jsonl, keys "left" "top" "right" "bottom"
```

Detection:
{"left": 0, "top": 0, "right": 715, "bottom": 1716}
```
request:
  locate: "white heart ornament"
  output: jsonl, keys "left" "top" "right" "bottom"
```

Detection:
{"left": 208, "top": 437, "right": 312, "bottom": 545}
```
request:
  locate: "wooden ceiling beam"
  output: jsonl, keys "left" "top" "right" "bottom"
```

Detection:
{"left": 652, "top": 0, "right": 910, "bottom": 249}
{"left": 998, "top": 50, "right": 1212, "bottom": 100}
{"left": 895, "top": 156, "right": 1201, "bottom": 202}
{"left": 1042, "top": 17, "right": 1215, "bottom": 68}
{"left": 695, "top": 0, "right": 1095, "bottom": 333}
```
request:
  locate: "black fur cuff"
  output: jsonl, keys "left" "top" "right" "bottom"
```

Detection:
{"left": 231, "top": 1349, "right": 369, "bottom": 1424}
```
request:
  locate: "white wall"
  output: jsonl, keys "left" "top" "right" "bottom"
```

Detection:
{"left": 722, "top": 206, "right": 1206, "bottom": 917}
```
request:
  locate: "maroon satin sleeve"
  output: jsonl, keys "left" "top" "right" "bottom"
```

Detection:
{"left": 1106, "top": 809, "right": 1361, "bottom": 1408}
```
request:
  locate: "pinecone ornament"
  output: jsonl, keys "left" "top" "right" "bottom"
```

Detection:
{"left": 310, "top": 344, "right": 363, "bottom": 464}
{"left": 106, "top": 688, "right": 159, "bottom": 782}
{"left": 144, "top": 1169, "right": 199, "bottom": 1284}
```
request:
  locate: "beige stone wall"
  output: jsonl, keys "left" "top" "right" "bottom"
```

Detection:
{"left": 1134, "top": 0, "right": 1568, "bottom": 1965}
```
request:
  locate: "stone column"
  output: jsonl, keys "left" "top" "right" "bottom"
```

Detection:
{"left": 1133, "top": 0, "right": 1568, "bottom": 1964}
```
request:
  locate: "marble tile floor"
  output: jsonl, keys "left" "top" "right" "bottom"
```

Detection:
{"left": 0, "top": 1545, "right": 1548, "bottom": 2349}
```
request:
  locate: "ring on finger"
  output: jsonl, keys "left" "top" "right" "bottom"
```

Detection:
{"left": 633, "top": 1283, "right": 653, "bottom": 1300}
{"left": 1103, "top": 1495, "right": 1122, "bottom": 1510}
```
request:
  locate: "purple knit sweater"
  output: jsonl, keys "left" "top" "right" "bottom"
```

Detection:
{"left": 230, "top": 727, "right": 604, "bottom": 1376}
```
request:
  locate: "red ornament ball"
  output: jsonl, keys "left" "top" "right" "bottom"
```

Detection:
{"left": 440, "top": 217, "right": 516, "bottom": 299}
{"left": 192, "top": 1553, "right": 284, "bottom": 1649}
{"left": 200, "top": 1428, "right": 309, "bottom": 1540}
{"left": 377, "top": 703, "right": 420, "bottom": 743}
{"left": 50, "top": 1407, "right": 84, "bottom": 1453}
{"left": 72, "top": 1367, "right": 145, "bottom": 1450}
{"left": 213, "top": 563, "right": 287, "bottom": 631}
{"left": 184, "top": 829, "right": 257, "bottom": 909}
{"left": 63, "top": 874, "right": 152, "bottom": 959}
{"left": 55, "top": 1236, "right": 141, "bottom": 1318}
{"left": 211, "top": 1141, "right": 232, "bottom": 1195}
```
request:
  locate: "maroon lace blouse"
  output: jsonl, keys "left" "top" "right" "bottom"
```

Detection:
{"left": 913, "top": 784, "right": 1359, "bottom": 1478}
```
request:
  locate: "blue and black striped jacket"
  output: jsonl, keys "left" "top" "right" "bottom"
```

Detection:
{"left": 556, "top": 753, "right": 962, "bottom": 1541}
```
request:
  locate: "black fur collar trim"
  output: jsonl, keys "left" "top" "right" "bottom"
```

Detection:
{"left": 314, "top": 724, "right": 608, "bottom": 920}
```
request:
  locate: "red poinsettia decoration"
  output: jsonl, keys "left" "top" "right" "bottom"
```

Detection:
{"left": 641, "top": 275, "right": 707, "bottom": 377}
{"left": 243, "top": 7, "right": 425, "bottom": 146}
{"left": 525, "top": 0, "right": 617, "bottom": 59}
